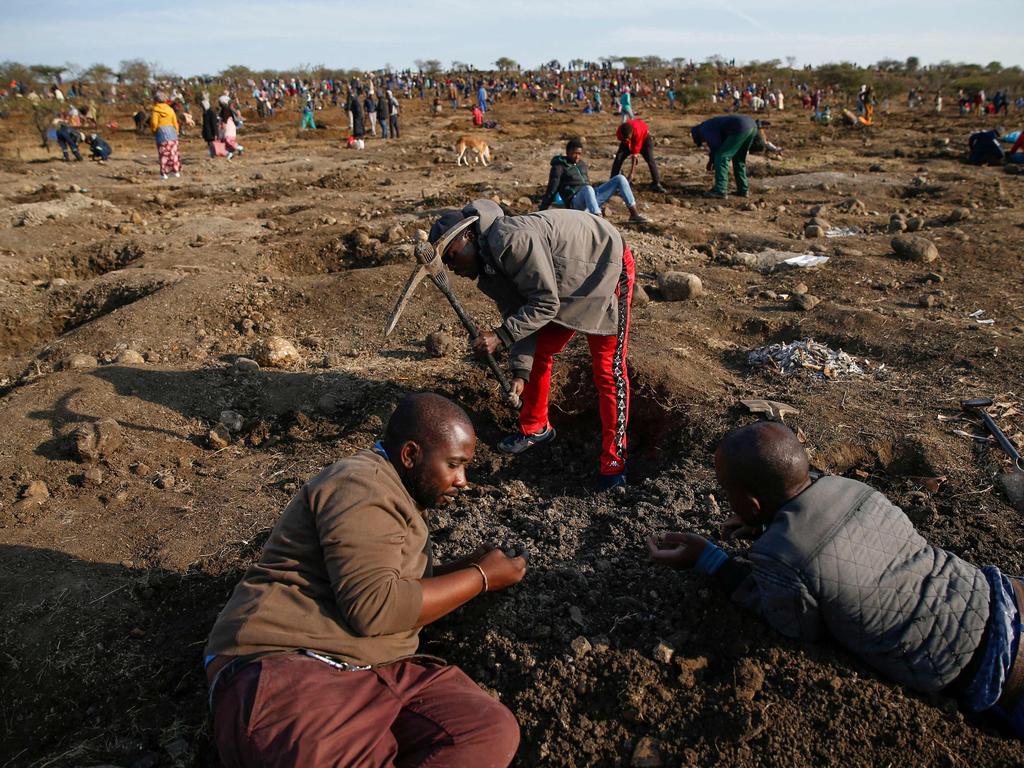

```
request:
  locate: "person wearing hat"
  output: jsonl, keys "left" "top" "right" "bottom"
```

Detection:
{"left": 85, "top": 133, "right": 111, "bottom": 162}
{"left": 690, "top": 114, "right": 758, "bottom": 198}
{"left": 429, "top": 199, "right": 634, "bottom": 489}
{"left": 539, "top": 138, "right": 650, "bottom": 224}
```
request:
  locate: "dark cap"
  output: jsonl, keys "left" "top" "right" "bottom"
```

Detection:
{"left": 429, "top": 210, "right": 466, "bottom": 245}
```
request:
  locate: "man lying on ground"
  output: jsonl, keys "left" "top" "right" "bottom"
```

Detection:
{"left": 539, "top": 137, "right": 650, "bottom": 223}
{"left": 205, "top": 392, "right": 525, "bottom": 767}
{"left": 649, "top": 420, "right": 1024, "bottom": 736}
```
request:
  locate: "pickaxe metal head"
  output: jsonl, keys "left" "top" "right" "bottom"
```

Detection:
{"left": 740, "top": 398, "right": 800, "bottom": 422}
{"left": 383, "top": 217, "right": 478, "bottom": 336}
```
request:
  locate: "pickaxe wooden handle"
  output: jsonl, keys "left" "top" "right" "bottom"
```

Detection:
{"left": 426, "top": 267, "right": 521, "bottom": 409}
{"left": 384, "top": 228, "right": 520, "bottom": 408}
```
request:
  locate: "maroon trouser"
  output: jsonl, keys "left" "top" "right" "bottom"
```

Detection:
{"left": 212, "top": 654, "right": 519, "bottom": 768}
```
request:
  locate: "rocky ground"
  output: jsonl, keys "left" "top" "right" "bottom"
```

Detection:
{"left": 1, "top": 96, "right": 1023, "bottom": 767}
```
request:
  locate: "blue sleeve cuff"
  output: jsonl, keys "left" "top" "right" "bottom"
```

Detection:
{"left": 694, "top": 542, "right": 728, "bottom": 575}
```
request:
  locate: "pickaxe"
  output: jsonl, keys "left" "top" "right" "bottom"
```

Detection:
{"left": 740, "top": 399, "right": 800, "bottom": 422}
{"left": 961, "top": 397, "right": 1024, "bottom": 512}
{"left": 384, "top": 217, "right": 521, "bottom": 408}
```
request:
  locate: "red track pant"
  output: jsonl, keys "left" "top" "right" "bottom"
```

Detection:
{"left": 212, "top": 654, "right": 520, "bottom": 768}
{"left": 519, "top": 245, "right": 634, "bottom": 475}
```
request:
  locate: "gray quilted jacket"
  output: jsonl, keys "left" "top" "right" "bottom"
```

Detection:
{"left": 730, "top": 476, "right": 991, "bottom": 692}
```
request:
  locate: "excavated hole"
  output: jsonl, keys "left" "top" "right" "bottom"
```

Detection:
{"left": 544, "top": 359, "right": 690, "bottom": 480}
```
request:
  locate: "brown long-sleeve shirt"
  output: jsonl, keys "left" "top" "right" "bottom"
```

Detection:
{"left": 205, "top": 449, "right": 431, "bottom": 666}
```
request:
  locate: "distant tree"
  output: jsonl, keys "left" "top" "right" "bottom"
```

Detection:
{"left": 494, "top": 57, "right": 519, "bottom": 71}
{"left": 671, "top": 57, "right": 687, "bottom": 69}
{"left": 83, "top": 63, "right": 115, "bottom": 88}
{"left": 422, "top": 60, "right": 442, "bottom": 74}
{"left": 785, "top": 56, "right": 797, "bottom": 69}
{"left": 29, "top": 64, "right": 63, "bottom": 85}
{"left": 639, "top": 55, "right": 667, "bottom": 69}
{"left": 986, "top": 61, "right": 1003, "bottom": 73}
{"left": 219, "top": 65, "right": 254, "bottom": 81}
{"left": 875, "top": 58, "right": 902, "bottom": 72}
{"left": 905, "top": 56, "right": 920, "bottom": 73}
{"left": 119, "top": 59, "right": 152, "bottom": 85}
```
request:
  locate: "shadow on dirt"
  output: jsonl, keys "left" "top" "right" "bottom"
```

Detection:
{"left": 0, "top": 543, "right": 227, "bottom": 767}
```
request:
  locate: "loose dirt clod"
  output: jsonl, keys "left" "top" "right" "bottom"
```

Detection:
{"left": 72, "top": 418, "right": 123, "bottom": 462}
{"left": 425, "top": 330, "right": 456, "bottom": 358}
{"left": 21, "top": 479, "right": 50, "bottom": 501}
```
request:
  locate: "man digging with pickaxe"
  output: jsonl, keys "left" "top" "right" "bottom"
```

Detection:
{"left": 426, "top": 199, "right": 635, "bottom": 490}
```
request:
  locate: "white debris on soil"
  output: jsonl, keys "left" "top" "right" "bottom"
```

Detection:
{"left": 747, "top": 338, "right": 875, "bottom": 380}
{"left": 825, "top": 226, "right": 862, "bottom": 238}
{"left": 724, "top": 249, "right": 829, "bottom": 273}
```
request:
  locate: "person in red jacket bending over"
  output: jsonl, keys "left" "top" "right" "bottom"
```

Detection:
{"left": 611, "top": 118, "right": 667, "bottom": 193}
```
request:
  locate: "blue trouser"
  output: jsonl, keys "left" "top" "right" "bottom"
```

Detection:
{"left": 58, "top": 136, "right": 82, "bottom": 161}
{"left": 570, "top": 175, "right": 635, "bottom": 214}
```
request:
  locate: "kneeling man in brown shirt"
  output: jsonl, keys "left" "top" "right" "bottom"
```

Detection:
{"left": 205, "top": 392, "right": 526, "bottom": 767}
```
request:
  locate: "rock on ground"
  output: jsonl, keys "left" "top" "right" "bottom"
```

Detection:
{"left": 791, "top": 293, "right": 821, "bottom": 311}
{"left": 63, "top": 353, "right": 98, "bottom": 370}
{"left": 657, "top": 272, "right": 703, "bottom": 301}
{"left": 891, "top": 235, "right": 939, "bottom": 263}
{"left": 253, "top": 336, "right": 302, "bottom": 368}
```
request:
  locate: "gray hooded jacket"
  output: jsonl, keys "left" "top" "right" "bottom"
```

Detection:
{"left": 731, "top": 475, "right": 991, "bottom": 692}
{"left": 459, "top": 199, "right": 625, "bottom": 378}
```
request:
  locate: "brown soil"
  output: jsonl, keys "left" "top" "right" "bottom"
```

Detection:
{"left": 2, "top": 98, "right": 1024, "bottom": 767}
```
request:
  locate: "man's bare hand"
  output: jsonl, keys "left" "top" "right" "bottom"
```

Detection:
{"left": 511, "top": 377, "right": 525, "bottom": 397}
{"left": 478, "top": 548, "right": 527, "bottom": 591}
{"left": 720, "top": 514, "right": 762, "bottom": 540}
{"left": 471, "top": 330, "right": 501, "bottom": 357}
{"left": 647, "top": 531, "right": 708, "bottom": 569}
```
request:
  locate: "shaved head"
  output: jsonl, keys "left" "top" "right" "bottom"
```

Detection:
{"left": 383, "top": 393, "right": 473, "bottom": 453}
{"left": 715, "top": 422, "right": 810, "bottom": 513}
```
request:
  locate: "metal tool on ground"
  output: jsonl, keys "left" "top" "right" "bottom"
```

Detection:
{"left": 384, "top": 219, "right": 521, "bottom": 408}
{"left": 740, "top": 398, "right": 800, "bottom": 422}
{"left": 961, "top": 397, "right": 1024, "bottom": 512}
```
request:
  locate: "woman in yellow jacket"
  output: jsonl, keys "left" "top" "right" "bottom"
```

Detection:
{"left": 149, "top": 91, "right": 181, "bottom": 179}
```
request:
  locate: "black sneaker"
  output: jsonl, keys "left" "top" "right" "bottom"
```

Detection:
{"left": 651, "top": 183, "right": 668, "bottom": 193}
{"left": 736, "top": 189, "right": 750, "bottom": 198}
{"left": 703, "top": 189, "right": 727, "bottom": 199}
{"left": 497, "top": 425, "right": 556, "bottom": 454}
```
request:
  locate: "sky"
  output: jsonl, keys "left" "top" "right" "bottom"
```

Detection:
{"left": 2, "top": 0, "right": 1019, "bottom": 76}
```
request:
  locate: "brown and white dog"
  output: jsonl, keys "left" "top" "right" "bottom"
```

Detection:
{"left": 455, "top": 136, "right": 491, "bottom": 166}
